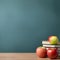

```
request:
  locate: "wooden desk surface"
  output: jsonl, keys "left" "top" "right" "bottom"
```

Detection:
{"left": 0, "top": 53, "right": 59, "bottom": 60}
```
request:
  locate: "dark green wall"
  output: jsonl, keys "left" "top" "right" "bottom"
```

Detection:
{"left": 0, "top": 0, "right": 60, "bottom": 52}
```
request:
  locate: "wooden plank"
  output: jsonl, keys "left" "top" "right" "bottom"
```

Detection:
{"left": 0, "top": 53, "right": 59, "bottom": 60}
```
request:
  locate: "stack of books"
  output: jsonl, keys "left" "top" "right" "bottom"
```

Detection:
{"left": 42, "top": 41, "right": 60, "bottom": 56}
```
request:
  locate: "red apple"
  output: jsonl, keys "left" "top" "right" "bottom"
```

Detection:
{"left": 48, "top": 36, "right": 59, "bottom": 44}
{"left": 47, "top": 48, "right": 58, "bottom": 59}
{"left": 36, "top": 47, "right": 47, "bottom": 58}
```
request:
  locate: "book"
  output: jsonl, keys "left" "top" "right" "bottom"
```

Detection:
{"left": 42, "top": 41, "right": 50, "bottom": 44}
{"left": 46, "top": 48, "right": 60, "bottom": 51}
{"left": 58, "top": 48, "right": 60, "bottom": 50}
{"left": 57, "top": 51, "right": 60, "bottom": 53}
{"left": 43, "top": 45, "right": 60, "bottom": 48}
{"left": 42, "top": 41, "right": 60, "bottom": 45}
{"left": 46, "top": 47, "right": 60, "bottom": 49}
{"left": 58, "top": 54, "right": 60, "bottom": 58}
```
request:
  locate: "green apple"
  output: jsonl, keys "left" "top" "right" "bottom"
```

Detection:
{"left": 48, "top": 36, "right": 59, "bottom": 44}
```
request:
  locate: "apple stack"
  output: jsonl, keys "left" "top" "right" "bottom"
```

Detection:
{"left": 42, "top": 36, "right": 60, "bottom": 57}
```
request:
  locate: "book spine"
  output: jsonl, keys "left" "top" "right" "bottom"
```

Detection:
{"left": 43, "top": 45, "right": 60, "bottom": 48}
{"left": 42, "top": 41, "right": 60, "bottom": 45}
{"left": 42, "top": 41, "right": 50, "bottom": 44}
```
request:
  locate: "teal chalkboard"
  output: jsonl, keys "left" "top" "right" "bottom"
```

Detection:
{"left": 0, "top": 0, "right": 60, "bottom": 52}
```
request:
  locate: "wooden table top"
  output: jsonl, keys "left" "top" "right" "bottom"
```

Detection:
{"left": 0, "top": 53, "right": 59, "bottom": 60}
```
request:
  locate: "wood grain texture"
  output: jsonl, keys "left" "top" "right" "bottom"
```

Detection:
{"left": 0, "top": 53, "right": 59, "bottom": 60}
